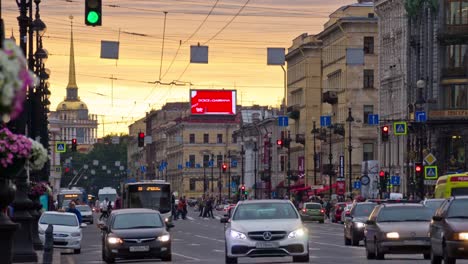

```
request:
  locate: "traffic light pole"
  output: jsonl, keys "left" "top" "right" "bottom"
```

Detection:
{"left": 228, "top": 152, "right": 231, "bottom": 200}
{"left": 286, "top": 132, "right": 291, "bottom": 199}
{"left": 328, "top": 127, "right": 333, "bottom": 198}
{"left": 218, "top": 163, "right": 222, "bottom": 202}
{"left": 210, "top": 154, "right": 214, "bottom": 195}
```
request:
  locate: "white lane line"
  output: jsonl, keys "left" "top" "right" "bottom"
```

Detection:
{"left": 187, "top": 216, "right": 195, "bottom": 220}
{"left": 213, "top": 249, "right": 224, "bottom": 253}
{"left": 172, "top": 252, "right": 201, "bottom": 261}
{"left": 195, "top": 234, "right": 225, "bottom": 243}
{"left": 215, "top": 216, "right": 221, "bottom": 220}
{"left": 309, "top": 247, "right": 320, "bottom": 251}
{"left": 310, "top": 241, "right": 364, "bottom": 250}
{"left": 188, "top": 243, "right": 200, "bottom": 246}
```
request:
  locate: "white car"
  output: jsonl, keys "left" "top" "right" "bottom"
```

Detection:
{"left": 38, "top": 211, "right": 84, "bottom": 254}
{"left": 76, "top": 205, "right": 94, "bottom": 224}
{"left": 221, "top": 199, "right": 309, "bottom": 263}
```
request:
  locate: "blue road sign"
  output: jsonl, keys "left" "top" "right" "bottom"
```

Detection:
{"left": 231, "top": 160, "right": 238, "bottom": 167}
{"left": 195, "top": 164, "right": 201, "bottom": 168}
{"left": 368, "top": 114, "right": 379, "bottom": 125}
{"left": 140, "top": 166, "right": 146, "bottom": 173}
{"left": 415, "top": 111, "right": 427, "bottom": 122}
{"left": 394, "top": 122, "right": 407, "bottom": 135}
{"left": 185, "top": 161, "right": 191, "bottom": 168}
{"left": 353, "top": 181, "right": 361, "bottom": 189}
{"left": 208, "top": 160, "right": 214, "bottom": 167}
{"left": 177, "top": 164, "right": 183, "bottom": 170}
{"left": 390, "top": 175, "right": 401, "bottom": 186}
{"left": 320, "top": 116, "right": 331, "bottom": 127}
{"left": 278, "top": 116, "right": 289, "bottom": 127}
{"left": 231, "top": 182, "right": 237, "bottom": 188}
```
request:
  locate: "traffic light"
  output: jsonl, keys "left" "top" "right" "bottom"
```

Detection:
{"left": 276, "top": 139, "right": 283, "bottom": 148}
{"left": 85, "top": 0, "right": 102, "bottom": 26}
{"left": 222, "top": 163, "right": 227, "bottom": 172}
{"left": 381, "top": 125, "right": 389, "bottom": 142}
{"left": 379, "top": 170, "right": 387, "bottom": 191}
{"left": 379, "top": 170, "right": 385, "bottom": 178}
{"left": 240, "top": 185, "right": 245, "bottom": 195}
{"left": 138, "top": 132, "right": 145, "bottom": 147}
{"left": 415, "top": 162, "right": 423, "bottom": 175}
{"left": 71, "top": 138, "right": 77, "bottom": 152}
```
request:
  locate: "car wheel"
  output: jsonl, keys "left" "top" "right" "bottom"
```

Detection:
{"left": 102, "top": 247, "right": 115, "bottom": 263}
{"left": 74, "top": 248, "right": 81, "bottom": 254}
{"left": 374, "top": 240, "right": 384, "bottom": 260}
{"left": 161, "top": 252, "right": 172, "bottom": 262}
{"left": 351, "top": 231, "right": 359, "bottom": 246}
{"left": 225, "top": 244, "right": 237, "bottom": 264}
{"left": 344, "top": 234, "right": 351, "bottom": 246}
{"left": 443, "top": 244, "right": 456, "bottom": 264}
{"left": 292, "top": 253, "right": 309, "bottom": 262}
{"left": 365, "top": 239, "right": 375, "bottom": 259}
{"left": 431, "top": 249, "right": 442, "bottom": 264}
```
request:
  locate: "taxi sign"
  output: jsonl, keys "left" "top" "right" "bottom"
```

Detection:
{"left": 56, "top": 142, "right": 66, "bottom": 153}
{"left": 424, "top": 166, "right": 438, "bottom": 180}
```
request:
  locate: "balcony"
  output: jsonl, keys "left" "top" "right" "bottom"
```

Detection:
{"left": 438, "top": 24, "right": 468, "bottom": 45}
{"left": 441, "top": 67, "right": 468, "bottom": 78}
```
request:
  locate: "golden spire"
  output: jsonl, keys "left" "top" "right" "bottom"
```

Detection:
{"left": 67, "top": 15, "right": 78, "bottom": 89}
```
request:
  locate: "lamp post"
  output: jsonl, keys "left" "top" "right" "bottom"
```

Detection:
{"left": 210, "top": 154, "right": 214, "bottom": 195}
{"left": 227, "top": 151, "right": 231, "bottom": 200}
{"left": 311, "top": 121, "right": 319, "bottom": 186}
{"left": 253, "top": 139, "right": 258, "bottom": 199}
{"left": 346, "top": 108, "right": 354, "bottom": 199}
{"left": 415, "top": 80, "right": 426, "bottom": 199}
{"left": 218, "top": 157, "right": 222, "bottom": 202}
{"left": 203, "top": 160, "right": 207, "bottom": 196}
{"left": 240, "top": 143, "right": 245, "bottom": 200}
{"left": 286, "top": 131, "right": 292, "bottom": 198}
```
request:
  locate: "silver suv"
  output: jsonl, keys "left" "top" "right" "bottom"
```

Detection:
{"left": 221, "top": 199, "right": 309, "bottom": 263}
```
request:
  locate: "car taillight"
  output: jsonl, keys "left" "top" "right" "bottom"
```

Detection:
{"left": 320, "top": 209, "right": 325, "bottom": 214}
{"left": 302, "top": 208, "right": 306, "bottom": 213}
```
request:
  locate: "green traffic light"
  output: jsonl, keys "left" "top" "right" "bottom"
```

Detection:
{"left": 87, "top": 11, "right": 100, "bottom": 24}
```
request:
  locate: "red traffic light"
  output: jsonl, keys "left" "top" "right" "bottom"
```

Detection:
{"left": 222, "top": 163, "right": 227, "bottom": 169}
{"left": 276, "top": 139, "right": 283, "bottom": 145}
{"left": 72, "top": 138, "right": 77, "bottom": 144}
{"left": 138, "top": 132, "right": 145, "bottom": 139}
{"left": 415, "top": 163, "right": 423, "bottom": 173}
{"left": 379, "top": 170, "right": 385, "bottom": 177}
{"left": 382, "top": 126, "right": 389, "bottom": 133}
{"left": 241, "top": 185, "right": 245, "bottom": 190}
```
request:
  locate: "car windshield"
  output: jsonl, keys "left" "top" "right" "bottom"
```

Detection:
{"left": 40, "top": 214, "right": 78, "bottom": 227}
{"left": 112, "top": 213, "right": 163, "bottom": 229}
{"left": 424, "top": 200, "right": 444, "bottom": 214}
{"left": 233, "top": 203, "right": 298, "bottom": 220}
{"left": 377, "top": 207, "right": 432, "bottom": 222}
{"left": 447, "top": 199, "right": 468, "bottom": 218}
{"left": 353, "top": 203, "right": 376, "bottom": 217}
{"left": 76, "top": 205, "right": 91, "bottom": 212}
{"left": 305, "top": 203, "right": 321, "bottom": 209}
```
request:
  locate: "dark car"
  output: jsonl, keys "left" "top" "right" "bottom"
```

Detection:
{"left": 364, "top": 203, "right": 433, "bottom": 260}
{"left": 344, "top": 202, "right": 377, "bottom": 246}
{"left": 100, "top": 208, "right": 174, "bottom": 263}
{"left": 430, "top": 196, "right": 468, "bottom": 264}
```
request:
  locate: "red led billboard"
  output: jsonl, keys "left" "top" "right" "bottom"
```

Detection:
{"left": 190, "top": 90, "right": 237, "bottom": 115}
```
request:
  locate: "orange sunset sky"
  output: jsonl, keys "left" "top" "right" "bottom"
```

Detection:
{"left": 2, "top": 0, "right": 351, "bottom": 136}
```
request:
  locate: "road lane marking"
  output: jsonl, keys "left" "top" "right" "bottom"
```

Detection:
{"left": 172, "top": 252, "right": 201, "bottom": 261}
{"left": 309, "top": 247, "right": 321, "bottom": 251}
{"left": 310, "top": 241, "right": 364, "bottom": 250}
{"left": 213, "top": 249, "right": 224, "bottom": 253}
{"left": 195, "top": 234, "right": 225, "bottom": 243}
{"left": 189, "top": 243, "right": 201, "bottom": 246}
{"left": 187, "top": 216, "right": 195, "bottom": 220}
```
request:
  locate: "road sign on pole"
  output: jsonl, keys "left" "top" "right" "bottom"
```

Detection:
{"left": 393, "top": 122, "right": 407, "bottom": 135}
{"left": 278, "top": 116, "right": 289, "bottom": 127}
{"left": 415, "top": 111, "right": 427, "bottom": 122}
{"left": 368, "top": 114, "right": 379, "bottom": 125}
{"left": 56, "top": 142, "right": 66, "bottom": 153}
{"left": 320, "top": 116, "right": 331, "bottom": 127}
{"left": 425, "top": 166, "right": 438, "bottom": 180}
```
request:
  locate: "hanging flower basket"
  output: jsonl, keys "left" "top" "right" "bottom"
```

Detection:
{"left": 28, "top": 182, "right": 48, "bottom": 198}
{"left": 0, "top": 127, "right": 31, "bottom": 178}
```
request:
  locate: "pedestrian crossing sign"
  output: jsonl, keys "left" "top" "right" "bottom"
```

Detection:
{"left": 393, "top": 122, "right": 407, "bottom": 135}
{"left": 425, "top": 166, "right": 438, "bottom": 180}
{"left": 55, "top": 142, "right": 66, "bottom": 153}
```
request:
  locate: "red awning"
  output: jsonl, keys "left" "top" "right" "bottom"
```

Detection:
{"left": 316, "top": 183, "right": 338, "bottom": 193}
{"left": 291, "top": 186, "right": 311, "bottom": 192}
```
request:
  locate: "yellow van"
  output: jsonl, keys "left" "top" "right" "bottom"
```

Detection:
{"left": 434, "top": 172, "right": 468, "bottom": 198}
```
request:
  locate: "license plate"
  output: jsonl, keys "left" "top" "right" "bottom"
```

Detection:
{"left": 256, "top": 242, "right": 279, "bottom": 249}
{"left": 129, "top": 246, "right": 150, "bottom": 252}
{"left": 403, "top": 240, "right": 427, "bottom": 245}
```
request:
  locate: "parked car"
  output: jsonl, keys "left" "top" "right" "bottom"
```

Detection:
{"left": 330, "top": 202, "right": 349, "bottom": 223}
{"left": 340, "top": 203, "right": 353, "bottom": 224}
{"left": 300, "top": 202, "right": 325, "bottom": 223}
{"left": 430, "top": 196, "right": 468, "bottom": 264}
{"left": 76, "top": 204, "right": 93, "bottom": 224}
{"left": 100, "top": 208, "right": 174, "bottom": 263}
{"left": 38, "top": 211, "right": 84, "bottom": 254}
{"left": 344, "top": 202, "right": 377, "bottom": 246}
{"left": 364, "top": 203, "right": 432, "bottom": 260}
{"left": 421, "top": 198, "right": 445, "bottom": 215}
{"left": 221, "top": 199, "right": 309, "bottom": 263}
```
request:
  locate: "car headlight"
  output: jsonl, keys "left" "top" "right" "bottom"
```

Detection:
{"left": 288, "top": 228, "right": 306, "bottom": 239}
{"left": 457, "top": 232, "right": 468, "bottom": 240}
{"left": 107, "top": 237, "right": 123, "bottom": 244}
{"left": 71, "top": 232, "right": 81, "bottom": 237}
{"left": 230, "top": 230, "right": 247, "bottom": 240}
{"left": 354, "top": 222, "right": 365, "bottom": 228}
{"left": 386, "top": 232, "right": 399, "bottom": 239}
{"left": 165, "top": 218, "right": 169, "bottom": 222}
{"left": 158, "top": 234, "right": 170, "bottom": 242}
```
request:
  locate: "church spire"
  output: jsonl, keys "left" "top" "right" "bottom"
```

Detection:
{"left": 67, "top": 16, "right": 78, "bottom": 89}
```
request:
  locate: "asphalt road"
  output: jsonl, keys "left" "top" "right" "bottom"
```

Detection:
{"left": 59, "top": 208, "right": 468, "bottom": 264}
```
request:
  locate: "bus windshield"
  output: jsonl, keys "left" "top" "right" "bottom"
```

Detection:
{"left": 126, "top": 184, "right": 171, "bottom": 214}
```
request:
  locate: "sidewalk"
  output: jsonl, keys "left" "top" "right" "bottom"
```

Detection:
{"left": 14, "top": 249, "right": 61, "bottom": 264}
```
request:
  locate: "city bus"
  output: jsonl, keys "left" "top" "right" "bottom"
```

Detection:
{"left": 122, "top": 180, "right": 173, "bottom": 224}
{"left": 434, "top": 172, "right": 468, "bottom": 198}
{"left": 57, "top": 188, "right": 84, "bottom": 209}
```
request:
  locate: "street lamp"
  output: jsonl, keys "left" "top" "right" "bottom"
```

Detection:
{"left": 415, "top": 80, "right": 426, "bottom": 199}
{"left": 253, "top": 138, "right": 258, "bottom": 199}
{"left": 240, "top": 143, "right": 245, "bottom": 200}
{"left": 311, "top": 121, "right": 319, "bottom": 186}
{"left": 211, "top": 154, "right": 215, "bottom": 195}
{"left": 346, "top": 108, "right": 354, "bottom": 199}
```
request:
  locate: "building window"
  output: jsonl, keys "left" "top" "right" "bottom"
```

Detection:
{"left": 446, "top": 0, "right": 468, "bottom": 25}
{"left": 364, "top": 37, "right": 374, "bottom": 54}
{"left": 232, "top": 135, "right": 237, "bottom": 143}
{"left": 363, "top": 143, "right": 374, "bottom": 161}
{"left": 216, "top": 155, "right": 223, "bottom": 166}
{"left": 189, "top": 133, "right": 195, "bottom": 144}
{"left": 445, "top": 44, "right": 468, "bottom": 68}
{"left": 217, "top": 134, "right": 223, "bottom": 143}
{"left": 189, "top": 155, "right": 195, "bottom": 168}
{"left": 280, "top": 155, "right": 286, "bottom": 172}
{"left": 363, "top": 105, "right": 374, "bottom": 124}
{"left": 203, "top": 133, "right": 209, "bottom": 143}
{"left": 444, "top": 84, "right": 468, "bottom": 109}
{"left": 363, "top": 70, "right": 374, "bottom": 89}
{"left": 203, "top": 155, "right": 210, "bottom": 167}
{"left": 189, "top": 179, "right": 196, "bottom": 191}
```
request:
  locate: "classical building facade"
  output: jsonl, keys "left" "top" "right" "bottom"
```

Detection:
{"left": 127, "top": 117, "right": 146, "bottom": 180}
{"left": 316, "top": 0, "right": 379, "bottom": 196}
{"left": 285, "top": 33, "right": 323, "bottom": 188}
